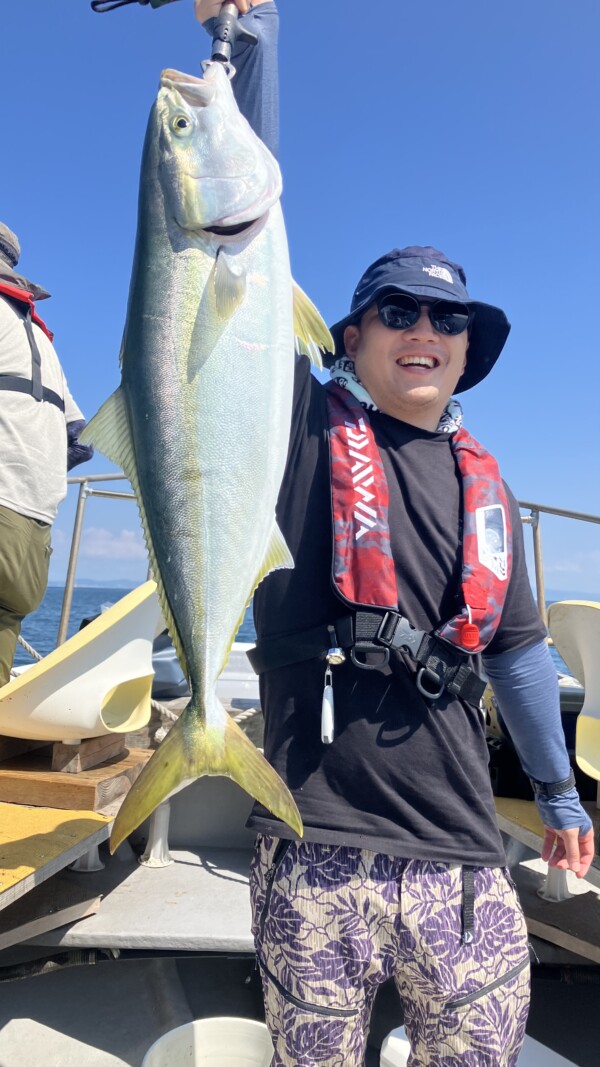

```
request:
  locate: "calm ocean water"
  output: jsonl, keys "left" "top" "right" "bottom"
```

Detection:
{"left": 14, "top": 586, "right": 256, "bottom": 667}
{"left": 15, "top": 586, "right": 570, "bottom": 676}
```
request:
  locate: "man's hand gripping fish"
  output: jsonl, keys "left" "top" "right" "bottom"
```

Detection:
{"left": 82, "top": 61, "right": 332, "bottom": 851}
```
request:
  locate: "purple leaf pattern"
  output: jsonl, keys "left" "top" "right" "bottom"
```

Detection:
{"left": 251, "top": 837, "right": 530, "bottom": 1065}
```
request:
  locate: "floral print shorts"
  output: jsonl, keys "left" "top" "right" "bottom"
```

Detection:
{"left": 250, "top": 837, "right": 530, "bottom": 1066}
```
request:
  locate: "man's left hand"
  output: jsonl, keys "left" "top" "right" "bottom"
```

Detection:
{"left": 541, "top": 825, "right": 595, "bottom": 879}
{"left": 195, "top": 1, "right": 269, "bottom": 24}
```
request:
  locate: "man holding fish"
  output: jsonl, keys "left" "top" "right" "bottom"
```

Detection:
{"left": 191, "top": 3, "right": 595, "bottom": 1065}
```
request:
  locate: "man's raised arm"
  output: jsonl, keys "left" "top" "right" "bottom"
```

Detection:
{"left": 195, "top": 1, "right": 279, "bottom": 158}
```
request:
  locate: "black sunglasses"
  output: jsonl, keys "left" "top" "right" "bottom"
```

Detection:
{"left": 376, "top": 293, "right": 472, "bottom": 336}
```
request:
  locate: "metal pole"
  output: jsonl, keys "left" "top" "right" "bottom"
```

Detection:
{"left": 529, "top": 508, "right": 548, "bottom": 628}
{"left": 57, "top": 481, "right": 90, "bottom": 646}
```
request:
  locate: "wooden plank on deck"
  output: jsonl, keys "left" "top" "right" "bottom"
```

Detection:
{"left": 0, "top": 747, "right": 151, "bottom": 811}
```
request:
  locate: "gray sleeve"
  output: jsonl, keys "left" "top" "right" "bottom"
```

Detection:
{"left": 203, "top": 1, "right": 279, "bottom": 157}
{"left": 483, "top": 640, "right": 592, "bottom": 834}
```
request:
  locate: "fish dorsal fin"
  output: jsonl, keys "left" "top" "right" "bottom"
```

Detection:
{"left": 80, "top": 389, "right": 189, "bottom": 680}
{"left": 213, "top": 246, "right": 247, "bottom": 319}
{"left": 293, "top": 280, "right": 334, "bottom": 370}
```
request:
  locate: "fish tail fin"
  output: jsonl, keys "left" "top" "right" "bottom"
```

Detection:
{"left": 110, "top": 699, "right": 302, "bottom": 853}
{"left": 220, "top": 712, "right": 303, "bottom": 838}
{"left": 110, "top": 709, "right": 193, "bottom": 854}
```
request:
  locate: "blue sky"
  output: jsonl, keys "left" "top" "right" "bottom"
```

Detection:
{"left": 2, "top": 0, "right": 599, "bottom": 593}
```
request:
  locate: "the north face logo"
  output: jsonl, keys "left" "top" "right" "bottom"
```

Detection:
{"left": 422, "top": 265, "right": 453, "bottom": 284}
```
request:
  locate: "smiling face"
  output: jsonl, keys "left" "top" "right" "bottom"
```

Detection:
{"left": 343, "top": 300, "right": 469, "bottom": 430}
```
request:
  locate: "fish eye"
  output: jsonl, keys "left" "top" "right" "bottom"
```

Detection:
{"left": 171, "top": 114, "right": 191, "bottom": 134}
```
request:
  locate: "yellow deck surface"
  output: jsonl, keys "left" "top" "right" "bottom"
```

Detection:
{"left": 0, "top": 802, "right": 111, "bottom": 907}
{"left": 494, "top": 796, "right": 546, "bottom": 836}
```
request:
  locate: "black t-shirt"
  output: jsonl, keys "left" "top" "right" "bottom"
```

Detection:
{"left": 248, "top": 359, "right": 546, "bottom": 866}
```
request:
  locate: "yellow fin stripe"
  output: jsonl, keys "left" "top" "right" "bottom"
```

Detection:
{"left": 293, "top": 281, "right": 334, "bottom": 370}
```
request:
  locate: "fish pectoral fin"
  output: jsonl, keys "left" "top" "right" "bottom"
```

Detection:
{"left": 213, "top": 247, "right": 247, "bottom": 319}
{"left": 110, "top": 700, "right": 303, "bottom": 854}
{"left": 293, "top": 280, "right": 334, "bottom": 370}
{"left": 79, "top": 387, "right": 134, "bottom": 476}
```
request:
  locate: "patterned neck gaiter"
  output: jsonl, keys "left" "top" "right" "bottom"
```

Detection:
{"left": 329, "top": 356, "right": 464, "bottom": 434}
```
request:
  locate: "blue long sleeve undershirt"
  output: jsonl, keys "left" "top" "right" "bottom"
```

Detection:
{"left": 483, "top": 640, "right": 592, "bottom": 834}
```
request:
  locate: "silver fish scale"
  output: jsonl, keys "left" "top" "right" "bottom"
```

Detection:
{"left": 124, "top": 212, "right": 293, "bottom": 725}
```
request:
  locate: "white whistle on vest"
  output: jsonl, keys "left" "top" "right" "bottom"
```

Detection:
{"left": 321, "top": 681, "right": 335, "bottom": 744}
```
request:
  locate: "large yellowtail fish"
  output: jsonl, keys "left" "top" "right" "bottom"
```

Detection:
{"left": 82, "top": 61, "right": 332, "bottom": 851}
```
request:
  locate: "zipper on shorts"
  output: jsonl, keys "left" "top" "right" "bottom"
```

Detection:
{"left": 255, "top": 840, "right": 360, "bottom": 1020}
{"left": 258, "top": 958, "right": 360, "bottom": 1019}
{"left": 258, "top": 838, "right": 292, "bottom": 945}
{"left": 444, "top": 955, "right": 530, "bottom": 1012}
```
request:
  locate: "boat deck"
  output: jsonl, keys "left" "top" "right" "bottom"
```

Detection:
{"left": 0, "top": 802, "right": 111, "bottom": 912}
{"left": 26, "top": 846, "right": 254, "bottom": 953}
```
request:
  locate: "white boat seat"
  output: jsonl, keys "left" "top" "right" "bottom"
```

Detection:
{"left": 380, "top": 1026, "right": 577, "bottom": 1066}
{"left": 0, "top": 581, "right": 163, "bottom": 742}
{"left": 548, "top": 600, "right": 600, "bottom": 781}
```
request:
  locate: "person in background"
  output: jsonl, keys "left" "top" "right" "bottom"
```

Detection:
{"left": 196, "top": 5, "right": 595, "bottom": 1065}
{"left": 0, "top": 222, "right": 93, "bottom": 686}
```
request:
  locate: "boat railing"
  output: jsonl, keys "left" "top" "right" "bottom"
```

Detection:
{"left": 58, "top": 473, "right": 135, "bottom": 645}
{"left": 55, "top": 474, "right": 600, "bottom": 645}
{"left": 519, "top": 501, "right": 600, "bottom": 628}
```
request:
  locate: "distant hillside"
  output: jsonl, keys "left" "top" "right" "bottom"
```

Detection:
{"left": 544, "top": 587, "right": 600, "bottom": 603}
{"left": 48, "top": 579, "right": 139, "bottom": 590}
{"left": 48, "top": 580, "right": 600, "bottom": 600}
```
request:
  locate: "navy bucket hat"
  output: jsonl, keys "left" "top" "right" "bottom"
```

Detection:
{"left": 327, "top": 246, "right": 510, "bottom": 393}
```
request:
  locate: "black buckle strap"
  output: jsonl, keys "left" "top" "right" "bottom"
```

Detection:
{"left": 22, "top": 307, "right": 43, "bottom": 401}
{"left": 247, "top": 609, "right": 485, "bottom": 706}
{"left": 0, "top": 300, "right": 64, "bottom": 411}
{"left": 246, "top": 621, "right": 351, "bottom": 676}
{"left": 0, "top": 376, "right": 65, "bottom": 411}
{"left": 461, "top": 867, "right": 475, "bottom": 945}
{"left": 361, "top": 610, "right": 485, "bottom": 705}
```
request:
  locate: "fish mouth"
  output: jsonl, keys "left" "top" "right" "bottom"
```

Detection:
{"left": 204, "top": 219, "right": 259, "bottom": 237}
{"left": 175, "top": 212, "right": 267, "bottom": 243}
{"left": 160, "top": 68, "right": 216, "bottom": 107}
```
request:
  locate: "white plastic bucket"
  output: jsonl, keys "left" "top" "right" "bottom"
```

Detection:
{"left": 380, "top": 1027, "right": 577, "bottom": 1067}
{"left": 142, "top": 1017, "right": 274, "bottom": 1067}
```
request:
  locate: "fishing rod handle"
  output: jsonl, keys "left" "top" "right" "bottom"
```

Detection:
{"left": 211, "top": 1, "right": 257, "bottom": 64}
{"left": 91, "top": 0, "right": 182, "bottom": 11}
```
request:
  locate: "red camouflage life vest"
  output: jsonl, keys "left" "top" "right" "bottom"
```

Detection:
{"left": 0, "top": 280, "right": 65, "bottom": 411}
{"left": 326, "top": 382, "right": 512, "bottom": 654}
{"left": 0, "top": 281, "right": 53, "bottom": 340}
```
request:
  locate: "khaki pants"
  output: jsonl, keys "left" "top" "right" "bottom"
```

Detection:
{"left": 0, "top": 505, "right": 52, "bottom": 687}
